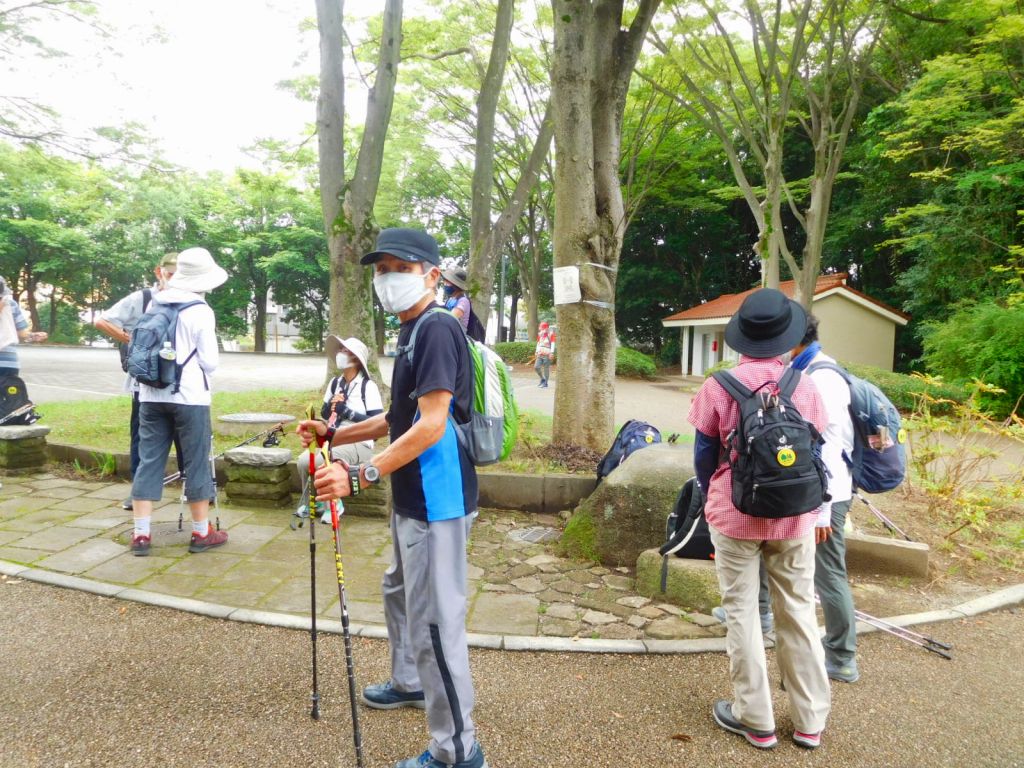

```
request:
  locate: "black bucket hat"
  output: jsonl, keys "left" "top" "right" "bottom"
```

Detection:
{"left": 724, "top": 288, "right": 808, "bottom": 358}
{"left": 360, "top": 228, "right": 440, "bottom": 266}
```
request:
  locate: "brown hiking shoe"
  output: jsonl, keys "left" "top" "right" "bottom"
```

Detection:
{"left": 188, "top": 527, "right": 228, "bottom": 553}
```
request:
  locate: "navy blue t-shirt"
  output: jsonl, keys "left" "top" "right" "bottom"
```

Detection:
{"left": 388, "top": 304, "right": 478, "bottom": 522}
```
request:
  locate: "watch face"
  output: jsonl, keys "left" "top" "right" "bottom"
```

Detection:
{"left": 364, "top": 464, "right": 380, "bottom": 482}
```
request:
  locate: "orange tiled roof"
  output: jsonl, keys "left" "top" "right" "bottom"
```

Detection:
{"left": 661, "top": 273, "right": 907, "bottom": 323}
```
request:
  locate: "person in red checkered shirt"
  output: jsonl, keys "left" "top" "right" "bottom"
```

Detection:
{"left": 687, "top": 288, "right": 831, "bottom": 752}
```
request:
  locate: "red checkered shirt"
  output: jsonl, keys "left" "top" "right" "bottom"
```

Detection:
{"left": 687, "top": 356, "right": 828, "bottom": 540}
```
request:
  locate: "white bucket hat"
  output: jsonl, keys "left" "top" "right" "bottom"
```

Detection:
{"left": 326, "top": 335, "right": 371, "bottom": 376}
{"left": 166, "top": 247, "right": 228, "bottom": 294}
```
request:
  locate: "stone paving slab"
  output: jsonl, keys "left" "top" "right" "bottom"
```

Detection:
{"left": 2, "top": 470, "right": 998, "bottom": 648}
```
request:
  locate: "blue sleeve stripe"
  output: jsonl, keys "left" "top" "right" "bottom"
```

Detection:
{"left": 419, "top": 419, "right": 468, "bottom": 521}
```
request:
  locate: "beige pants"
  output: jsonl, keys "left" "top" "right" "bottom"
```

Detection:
{"left": 710, "top": 526, "right": 831, "bottom": 734}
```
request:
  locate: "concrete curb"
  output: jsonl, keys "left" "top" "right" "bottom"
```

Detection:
{"left": 4, "top": 558, "right": 1022, "bottom": 655}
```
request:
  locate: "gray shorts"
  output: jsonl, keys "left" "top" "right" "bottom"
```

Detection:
{"left": 131, "top": 402, "right": 213, "bottom": 502}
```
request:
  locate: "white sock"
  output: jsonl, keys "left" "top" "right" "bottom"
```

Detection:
{"left": 192, "top": 519, "right": 209, "bottom": 537}
{"left": 134, "top": 517, "right": 151, "bottom": 538}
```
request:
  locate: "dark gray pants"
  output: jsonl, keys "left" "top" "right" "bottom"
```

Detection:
{"left": 382, "top": 513, "right": 477, "bottom": 765}
{"left": 534, "top": 355, "right": 550, "bottom": 384}
{"left": 131, "top": 402, "right": 212, "bottom": 502}
{"left": 814, "top": 499, "right": 857, "bottom": 666}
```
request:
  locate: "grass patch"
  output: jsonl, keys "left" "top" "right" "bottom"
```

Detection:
{"left": 41, "top": 388, "right": 323, "bottom": 455}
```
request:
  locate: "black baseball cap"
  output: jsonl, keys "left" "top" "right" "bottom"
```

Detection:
{"left": 360, "top": 228, "right": 440, "bottom": 266}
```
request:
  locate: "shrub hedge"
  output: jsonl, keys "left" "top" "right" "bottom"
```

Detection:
{"left": 843, "top": 363, "right": 966, "bottom": 414}
{"left": 494, "top": 341, "right": 537, "bottom": 363}
{"left": 616, "top": 346, "right": 657, "bottom": 378}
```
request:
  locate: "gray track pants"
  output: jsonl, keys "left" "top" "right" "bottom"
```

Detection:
{"left": 815, "top": 499, "right": 857, "bottom": 666}
{"left": 383, "top": 513, "right": 477, "bottom": 764}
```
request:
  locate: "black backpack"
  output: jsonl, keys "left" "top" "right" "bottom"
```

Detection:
{"left": 712, "top": 368, "right": 828, "bottom": 518}
{"left": 0, "top": 374, "right": 40, "bottom": 426}
{"left": 596, "top": 420, "right": 661, "bottom": 481}
{"left": 466, "top": 309, "right": 486, "bottom": 343}
{"left": 125, "top": 300, "right": 205, "bottom": 392}
{"left": 660, "top": 477, "right": 714, "bottom": 560}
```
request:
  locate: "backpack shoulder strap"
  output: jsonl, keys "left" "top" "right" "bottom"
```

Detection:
{"left": 361, "top": 374, "right": 369, "bottom": 403}
{"left": 778, "top": 366, "right": 801, "bottom": 398}
{"left": 142, "top": 288, "right": 152, "bottom": 313}
{"left": 805, "top": 360, "right": 852, "bottom": 384}
{"left": 395, "top": 306, "right": 447, "bottom": 365}
{"left": 711, "top": 370, "right": 752, "bottom": 403}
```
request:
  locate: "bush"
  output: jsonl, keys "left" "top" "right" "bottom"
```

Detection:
{"left": 844, "top": 363, "right": 966, "bottom": 415}
{"left": 705, "top": 358, "right": 737, "bottom": 376}
{"left": 616, "top": 346, "right": 657, "bottom": 378}
{"left": 494, "top": 341, "right": 536, "bottom": 363}
{"left": 921, "top": 301, "right": 1024, "bottom": 419}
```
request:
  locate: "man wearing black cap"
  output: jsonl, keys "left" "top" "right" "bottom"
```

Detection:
{"left": 687, "top": 288, "right": 831, "bottom": 751}
{"left": 297, "top": 228, "right": 486, "bottom": 768}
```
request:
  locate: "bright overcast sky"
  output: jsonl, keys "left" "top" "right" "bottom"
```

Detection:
{"left": 7, "top": 0, "right": 409, "bottom": 172}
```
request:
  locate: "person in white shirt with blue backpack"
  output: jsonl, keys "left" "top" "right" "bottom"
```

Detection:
{"left": 789, "top": 315, "right": 859, "bottom": 684}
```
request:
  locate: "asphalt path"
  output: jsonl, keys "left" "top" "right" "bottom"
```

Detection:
{"left": 16, "top": 346, "right": 697, "bottom": 437}
{"left": 2, "top": 579, "right": 1021, "bottom": 768}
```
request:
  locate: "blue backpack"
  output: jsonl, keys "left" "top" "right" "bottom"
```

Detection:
{"left": 596, "top": 420, "right": 662, "bottom": 481}
{"left": 126, "top": 300, "right": 205, "bottom": 392}
{"left": 806, "top": 362, "right": 907, "bottom": 493}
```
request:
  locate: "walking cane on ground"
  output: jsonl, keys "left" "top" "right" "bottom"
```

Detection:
{"left": 322, "top": 439, "right": 365, "bottom": 767}
{"left": 306, "top": 406, "right": 322, "bottom": 721}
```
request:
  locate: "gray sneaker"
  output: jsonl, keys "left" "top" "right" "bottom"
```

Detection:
{"left": 361, "top": 681, "right": 426, "bottom": 710}
{"left": 826, "top": 661, "right": 860, "bottom": 683}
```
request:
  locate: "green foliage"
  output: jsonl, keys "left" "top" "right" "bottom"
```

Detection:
{"left": 921, "top": 301, "right": 1024, "bottom": 418}
{"left": 615, "top": 346, "right": 656, "bottom": 379}
{"left": 494, "top": 341, "right": 535, "bottom": 363}
{"left": 844, "top": 363, "right": 966, "bottom": 415}
{"left": 36, "top": 301, "right": 83, "bottom": 344}
{"left": 904, "top": 374, "right": 1024, "bottom": 539}
{"left": 704, "top": 358, "right": 737, "bottom": 376}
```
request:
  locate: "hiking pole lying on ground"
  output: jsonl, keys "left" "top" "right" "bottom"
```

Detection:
{"left": 305, "top": 408, "right": 322, "bottom": 721}
{"left": 0, "top": 402, "right": 39, "bottom": 427}
{"left": 853, "top": 606, "right": 953, "bottom": 659}
{"left": 856, "top": 491, "right": 913, "bottom": 541}
{"left": 322, "top": 441, "right": 365, "bottom": 768}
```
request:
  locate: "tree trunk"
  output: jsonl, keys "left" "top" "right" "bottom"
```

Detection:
{"left": 48, "top": 292, "right": 58, "bottom": 336}
{"left": 318, "top": 0, "right": 402, "bottom": 385}
{"left": 253, "top": 282, "right": 268, "bottom": 353}
{"left": 549, "top": 0, "right": 660, "bottom": 451}
{"left": 25, "top": 270, "right": 40, "bottom": 330}
{"left": 508, "top": 290, "right": 519, "bottom": 341}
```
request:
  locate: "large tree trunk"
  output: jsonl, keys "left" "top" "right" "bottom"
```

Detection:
{"left": 317, "top": 0, "right": 402, "bottom": 383}
{"left": 549, "top": 0, "right": 659, "bottom": 451}
{"left": 253, "top": 282, "right": 268, "bottom": 353}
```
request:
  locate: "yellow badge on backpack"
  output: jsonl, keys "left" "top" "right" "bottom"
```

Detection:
{"left": 6, "top": 386, "right": 16, "bottom": 395}
{"left": 777, "top": 447, "right": 796, "bottom": 467}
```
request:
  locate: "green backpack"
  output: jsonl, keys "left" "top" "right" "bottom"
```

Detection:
{"left": 401, "top": 307, "right": 518, "bottom": 465}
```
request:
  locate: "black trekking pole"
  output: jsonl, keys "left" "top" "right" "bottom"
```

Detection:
{"left": 305, "top": 410, "right": 322, "bottom": 721}
{"left": 323, "top": 442, "right": 365, "bottom": 767}
{"left": 856, "top": 491, "right": 913, "bottom": 541}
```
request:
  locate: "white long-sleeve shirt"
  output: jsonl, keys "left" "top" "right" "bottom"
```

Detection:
{"left": 138, "top": 288, "right": 219, "bottom": 406}
{"left": 803, "top": 350, "right": 854, "bottom": 526}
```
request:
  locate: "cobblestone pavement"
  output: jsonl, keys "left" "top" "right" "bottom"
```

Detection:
{"left": 0, "top": 472, "right": 993, "bottom": 642}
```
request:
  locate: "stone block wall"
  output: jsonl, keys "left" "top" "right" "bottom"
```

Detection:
{"left": 0, "top": 425, "right": 51, "bottom": 470}
{"left": 224, "top": 446, "right": 293, "bottom": 509}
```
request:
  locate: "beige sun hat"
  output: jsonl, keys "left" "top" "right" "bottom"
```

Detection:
{"left": 166, "top": 247, "right": 228, "bottom": 293}
{"left": 442, "top": 267, "right": 469, "bottom": 292}
{"left": 326, "top": 335, "right": 371, "bottom": 376}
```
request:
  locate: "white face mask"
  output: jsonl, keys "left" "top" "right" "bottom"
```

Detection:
{"left": 336, "top": 352, "right": 352, "bottom": 370}
{"left": 373, "top": 271, "right": 431, "bottom": 314}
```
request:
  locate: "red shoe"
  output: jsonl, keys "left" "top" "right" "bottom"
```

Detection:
{"left": 130, "top": 534, "right": 151, "bottom": 557}
{"left": 189, "top": 527, "right": 228, "bottom": 553}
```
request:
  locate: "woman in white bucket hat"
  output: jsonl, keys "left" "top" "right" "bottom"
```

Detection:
{"left": 299, "top": 334, "right": 384, "bottom": 522}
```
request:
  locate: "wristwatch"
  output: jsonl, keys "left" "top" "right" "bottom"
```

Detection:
{"left": 362, "top": 462, "right": 381, "bottom": 485}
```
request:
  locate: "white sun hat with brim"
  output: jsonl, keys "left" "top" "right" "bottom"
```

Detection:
{"left": 326, "top": 335, "right": 371, "bottom": 377}
{"left": 166, "top": 247, "right": 228, "bottom": 294}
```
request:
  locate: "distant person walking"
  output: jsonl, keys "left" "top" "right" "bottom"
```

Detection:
{"left": 0, "top": 276, "right": 47, "bottom": 377}
{"left": 789, "top": 315, "right": 860, "bottom": 684}
{"left": 129, "top": 248, "right": 228, "bottom": 558}
{"left": 534, "top": 321, "right": 554, "bottom": 388}
{"left": 688, "top": 288, "right": 831, "bottom": 751}
{"left": 94, "top": 253, "right": 181, "bottom": 510}
{"left": 442, "top": 268, "right": 472, "bottom": 334}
